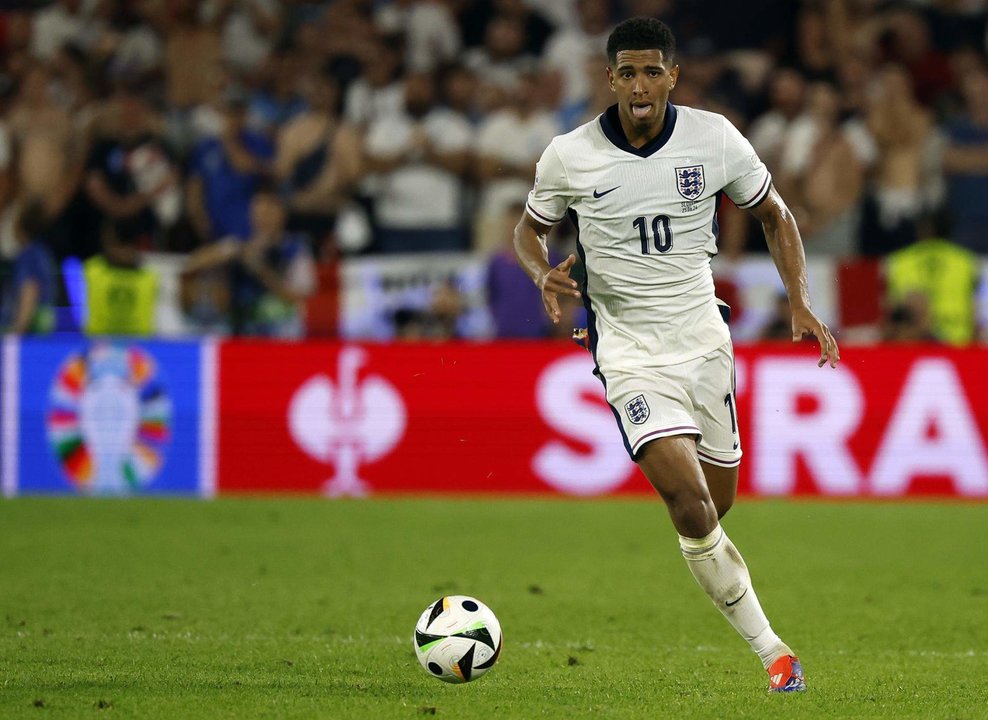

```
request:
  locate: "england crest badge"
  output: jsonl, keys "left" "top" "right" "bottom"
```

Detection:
{"left": 625, "top": 394, "right": 650, "bottom": 425}
{"left": 675, "top": 165, "right": 705, "bottom": 200}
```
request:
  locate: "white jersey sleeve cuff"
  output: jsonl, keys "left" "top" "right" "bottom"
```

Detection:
{"left": 526, "top": 203, "right": 563, "bottom": 226}
{"left": 735, "top": 174, "right": 772, "bottom": 209}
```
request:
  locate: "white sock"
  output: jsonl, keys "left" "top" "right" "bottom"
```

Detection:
{"left": 679, "top": 525, "right": 792, "bottom": 669}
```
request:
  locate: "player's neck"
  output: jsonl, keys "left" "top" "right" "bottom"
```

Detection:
{"left": 618, "top": 103, "right": 668, "bottom": 149}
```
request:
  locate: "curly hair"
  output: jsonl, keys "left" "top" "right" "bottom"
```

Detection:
{"left": 606, "top": 17, "right": 676, "bottom": 65}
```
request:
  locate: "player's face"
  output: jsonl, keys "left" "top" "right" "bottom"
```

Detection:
{"left": 607, "top": 50, "right": 679, "bottom": 134}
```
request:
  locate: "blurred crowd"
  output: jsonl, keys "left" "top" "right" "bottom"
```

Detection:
{"left": 0, "top": 0, "right": 987, "bottom": 342}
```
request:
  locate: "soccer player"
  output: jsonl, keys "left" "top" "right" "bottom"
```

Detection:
{"left": 514, "top": 18, "right": 840, "bottom": 693}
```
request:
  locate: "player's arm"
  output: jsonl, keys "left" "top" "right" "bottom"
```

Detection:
{"left": 512, "top": 212, "right": 580, "bottom": 324}
{"left": 748, "top": 187, "right": 840, "bottom": 368}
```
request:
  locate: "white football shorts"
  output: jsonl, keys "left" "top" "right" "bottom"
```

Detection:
{"left": 600, "top": 340, "right": 741, "bottom": 466}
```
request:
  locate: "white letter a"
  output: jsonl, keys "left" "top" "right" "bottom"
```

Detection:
{"left": 870, "top": 359, "right": 988, "bottom": 496}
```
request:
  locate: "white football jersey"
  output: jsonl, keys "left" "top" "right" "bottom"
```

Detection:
{"left": 526, "top": 103, "right": 771, "bottom": 369}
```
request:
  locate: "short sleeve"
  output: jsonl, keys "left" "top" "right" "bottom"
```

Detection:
{"left": 721, "top": 118, "right": 772, "bottom": 210}
{"left": 525, "top": 142, "right": 570, "bottom": 226}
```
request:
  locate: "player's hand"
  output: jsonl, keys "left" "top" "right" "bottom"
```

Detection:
{"left": 538, "top": 254, "right": 581, "bottom": 324}
{"left": 792, "top": 306, "right": 840, "bottom": 368}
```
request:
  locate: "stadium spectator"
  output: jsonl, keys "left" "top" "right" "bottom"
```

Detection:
{"left": 83, "top": 217, "right": 159, "bottom": 337}
{"left": 105, "top": 1, "right": 165, "bottom": 87}
{"left": 183, "top": 187, "right": 315, "bottom": 338}
{"left": 880, "top": 291, "right": 938, "bottom": 344}
{"left": 246, "top": 50, "right": 307, "bottom": 136}
{"left": 51, "top": 44, "right": 99, "bottom": 123}
{"left": 343, "top": 38, "right": 404, "bottom": 129}
{"left": 392, "top": 279, "right": 466, "bottom": 341}
{"left": 275, "top": 70, "right": 362, "bottom": 254}
{"left": 942, "top": 68, "right": 988, "bottom": 253}
{"left": 185, "top": 63, "right": 235, "bottom": 145}
{"left": 163, "top": 0, "right": 223, "bottom": 112}
{"left": 206, "top": 0, "right": 282, "bottom": 77}
{"left": 543, "top": 0, "right": 612, "bottom": 121}
{"left": 778, "top": 82, "right": 863, "bottom": 256}
{"left": 7, "top": 66, "right": 81, "bottom": 220}
{"left": 187, "top": 85, "right": 273, "bottom": 245}
{"left": 377, "top": 0, "right": 462, "bottom": 73}
{"left": 859, "top": 64, "right": 937, "bottom": 255}
{"left": 474, "top": 69, "right": 560, "bottom": 253}
{"left": 672, "top": 36, "right": 750, "bottom": 122}
{"left": 364, "top": 70, "right": 472, "bottom": 253}
{"left": 0, "top": 0, "right": 986, "bottom": 343}
{"left": 886, "top": 229, "right": 980, "bottom": 345}
{"left": 440, "top": 63, "right": 480, "bottom": 123}
{"left": 464, "top": 14, "right": 536, "bottom": 92}
{"left": 748, "top": 68, "right": 806, "bottom": 175}
{"left": 83, "top": 81, "right": 178, "bottom": 251}
{"left": 0, "top": 199, "right": 56, "bottom": 334}
{"left": 876, "top": 8, "right": 954, "bottom": 108}
{"left": 486, "top": 203, "right": 561, "bottom": 338}
{"left": 30, "top": 0, "right": 85, "bottom": 63}
{"left": 428, "top": 278, "right": 465, "bottom": 340}
{"left": 459, "top": 0, "right": 554, "bottom": 58}
{"left": 787, "top": 4, "right": 838, "bottom": 83}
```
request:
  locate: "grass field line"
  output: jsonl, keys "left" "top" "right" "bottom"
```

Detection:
{"left": 13, "top": 630, "right": 986, "bottom": 661}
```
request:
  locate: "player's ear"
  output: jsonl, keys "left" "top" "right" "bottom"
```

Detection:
{"left": 670, "top": 65, "right": 680, "bottom": 91}
{"left": 606, "top": 65, "right": 615, "bottom": 91}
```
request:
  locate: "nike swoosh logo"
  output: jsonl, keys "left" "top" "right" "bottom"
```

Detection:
{"left": 593, "top": 186, "right": 620, "bottom": 198}
{"left": 733, "top": 441, "right": 739, "bottom": 450}
{"left": 726, "top": 588, "right": 748, "bottom": 607}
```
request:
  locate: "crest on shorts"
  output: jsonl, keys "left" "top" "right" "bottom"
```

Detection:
{"left": 675, "top": 165, "right": 705, "bottom": 199}
{"left": 625, "top": 394, "right": 650, "bottom": 425}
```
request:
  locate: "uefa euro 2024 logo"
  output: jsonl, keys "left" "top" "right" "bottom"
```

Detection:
{"left": 288, "top": 347, "right": 406, "bottom": 496}
{"left": 46, "top": 344, "right": 172, "bottom": 494}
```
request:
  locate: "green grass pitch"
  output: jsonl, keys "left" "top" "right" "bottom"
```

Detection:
{"left": 1, "top": 497, "right": 986, "bottom": 719}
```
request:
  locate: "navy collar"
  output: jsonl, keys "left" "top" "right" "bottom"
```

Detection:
{"left": 599, "top": 102, "right": 678, "bottom": 157}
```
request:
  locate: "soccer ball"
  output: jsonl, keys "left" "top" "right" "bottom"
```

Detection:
{"left": 413, "top": 595, "right": 502, "bottom": 683}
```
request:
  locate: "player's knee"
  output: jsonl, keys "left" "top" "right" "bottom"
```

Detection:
{"left": 714, "top": 494, "right": 735, "bottom": 520}
{"left": 665, "top": 487, "right": 718, "bottom": 537}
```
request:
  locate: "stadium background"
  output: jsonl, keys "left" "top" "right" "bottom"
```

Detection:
{"left": 2, "top": 3, "right": 988, "bottom": 719}
{"left": 0, "top": 0, "right": 986, "bottom": 498}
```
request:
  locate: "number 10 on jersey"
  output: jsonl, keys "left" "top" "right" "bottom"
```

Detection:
{"left": 633, "top": 215, "right": 673, "bottom": 254}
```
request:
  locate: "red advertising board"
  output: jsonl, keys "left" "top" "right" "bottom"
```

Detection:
{"left": 216, "top": 342, "right": 988, "bottom": 498}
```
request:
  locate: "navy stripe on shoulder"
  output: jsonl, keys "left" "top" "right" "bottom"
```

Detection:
{"left": 526, "top": 203, "right": 562, "bottom": 226}
{"left": 736, "top": 175, "right": 772, "bottom": 209}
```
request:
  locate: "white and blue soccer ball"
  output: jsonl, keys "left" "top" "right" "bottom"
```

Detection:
{"left": 413, "top": 595, "right": 502, "bottom": 683}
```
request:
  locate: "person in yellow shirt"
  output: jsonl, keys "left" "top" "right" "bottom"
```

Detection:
{"left": 83, "top": 218, "right": 158, "bottom": 337}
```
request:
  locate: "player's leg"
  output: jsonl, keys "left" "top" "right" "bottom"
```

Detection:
{"left": 605, "top": 359, "right": 802, "bottom": 689}
{"left": 681, "top": 344, "right": 803, "bottom": 690}
{"left": 700, "top": 461, "right": 737, "bottom": 520}
{"left": 636, "top": 434, "right": 718, "bottom": 537}
{"left": 637, "top": 437, "right": 793, "bottom": 674}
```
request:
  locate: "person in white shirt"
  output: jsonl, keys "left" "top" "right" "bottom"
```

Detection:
{"left": 543, "top": 0, "right": 612, "bottom": 121}
{"left": 514, "top": 17, "right": 839, "bottom": 694}
{"left": 30, "top": 0, "right": 86, "bottom": 62}
{"left": 747, "top": 67, "right": 806, "bottom": 174}
{"left": 474, "top": 69, "right": 561, "bottom": 253}
{"left": 364, "top": 71, "right": 473, "bottom": 252}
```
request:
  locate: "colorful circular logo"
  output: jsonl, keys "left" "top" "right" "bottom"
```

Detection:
{"left": 46, "top": 344, "right": 172, "bottom": 493}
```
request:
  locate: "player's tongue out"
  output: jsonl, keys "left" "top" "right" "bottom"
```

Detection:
{"left": 632, "top": 103, "right": 652, "bottom": 119}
